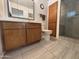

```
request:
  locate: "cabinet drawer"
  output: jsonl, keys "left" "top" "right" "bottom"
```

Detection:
{"left": 26, "top": 23, "right": 41, "bottom": 28}
{"left": 2, "top": 22, "right": 25, "bottom": 29}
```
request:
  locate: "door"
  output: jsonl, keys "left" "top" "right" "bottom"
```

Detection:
{"left": 48, "top": 2, "right": 58, "bottom": 37}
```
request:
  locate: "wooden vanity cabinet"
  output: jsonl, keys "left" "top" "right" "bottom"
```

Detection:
{"left": 2, "top": 22, "right": 41, "bottom": 51}
{"left": 2, "top": 22, "right": 26, "bottom": 51}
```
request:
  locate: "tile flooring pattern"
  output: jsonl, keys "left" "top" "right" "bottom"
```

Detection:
{"left": 3, "top": 36, "right": 79, "bottom": 59}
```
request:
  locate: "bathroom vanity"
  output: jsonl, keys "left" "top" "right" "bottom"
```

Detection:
{"left": 0, "top": 22, "right": 41, "bottom": 52}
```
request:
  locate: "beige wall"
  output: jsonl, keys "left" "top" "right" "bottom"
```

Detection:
{"left": 34, "top": 0, "right": 48, "bottom": 29}
{"left": 0, "top": 0, "right": 4, "bottom": 16}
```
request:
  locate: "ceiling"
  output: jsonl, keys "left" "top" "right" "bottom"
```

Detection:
{"left": 9, "top": 0, "right": 33, "bottom": 9}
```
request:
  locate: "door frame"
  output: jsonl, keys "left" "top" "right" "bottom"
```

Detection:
{"left": 48, "top": 0, "right": 61, "bottom": 39}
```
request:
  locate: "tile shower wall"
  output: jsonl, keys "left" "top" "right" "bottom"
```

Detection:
{"left": 60, "top": 0, "right": 79, "bottom": 38}
{"left": 59, "top": 2, "right": 66, "bottom": 35}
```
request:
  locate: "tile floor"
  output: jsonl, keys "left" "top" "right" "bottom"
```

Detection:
{"left": 3, "top": 36, "right": 79, "bottom": 59}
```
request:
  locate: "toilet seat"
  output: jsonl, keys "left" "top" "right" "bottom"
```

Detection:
{"left": 42, "top": 30, "right": 52, "bottom": 34}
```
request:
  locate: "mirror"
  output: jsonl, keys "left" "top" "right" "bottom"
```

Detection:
{"left": 7, "top": 0, "right": 34, "bottom": 19}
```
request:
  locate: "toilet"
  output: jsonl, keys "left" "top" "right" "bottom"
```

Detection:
{"left": 42, "top": 30, "right": 52, "bottom": 40}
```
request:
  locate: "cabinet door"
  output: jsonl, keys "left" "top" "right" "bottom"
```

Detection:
{"left": 27, "top": 28, "right": 41, "bottom": 44}
{"left": 3, "top": 29, "right": 26, "bottom": 51}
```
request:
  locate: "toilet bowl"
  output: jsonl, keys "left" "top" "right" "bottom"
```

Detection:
{"left": 42, "top": 30, "right": 52, "bottom": 40}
